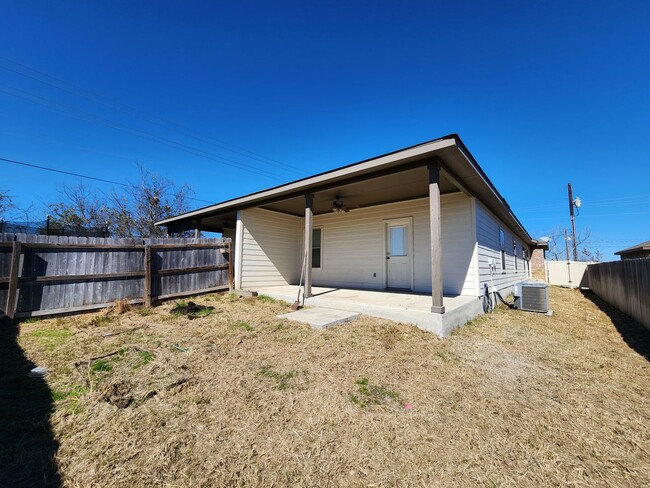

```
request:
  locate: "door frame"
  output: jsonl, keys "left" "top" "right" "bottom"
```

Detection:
{"left": 383, "top": 217, "right": 414, "bottom": 290}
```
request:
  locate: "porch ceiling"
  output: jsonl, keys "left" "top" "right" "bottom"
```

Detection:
{"left": 260, "top": 166, "right": 459, "bottom": 216}
{"left": 173, "top": 166, "right": 459, "bottom": 231}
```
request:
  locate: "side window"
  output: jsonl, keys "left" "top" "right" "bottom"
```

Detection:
{"left": 523, "top": 248, "right": 528, "bottom": 271}
{"left": 312, "top": 227, "right": 322, "bottom": 269}
{"left": 499, "top": 227, "right": 506, "bottom": 271}
{"left": 513, "top": 239, "right": 518, "bottom": 271}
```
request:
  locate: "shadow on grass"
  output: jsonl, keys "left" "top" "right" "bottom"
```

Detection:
{"left": 581, "top": 290, "right": 650, "bottom": 361}
{"left": 0, "top": 317, "right": 61, "bottom": 487}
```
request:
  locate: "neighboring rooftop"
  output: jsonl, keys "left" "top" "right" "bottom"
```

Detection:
{"left": 615, "top": 240, "right": 650, "bottom": 256}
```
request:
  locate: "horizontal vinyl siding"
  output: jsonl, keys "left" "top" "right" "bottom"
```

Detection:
{"left": 240, "top": 208, "right": 302, "bottom": 288}
{"left": 442, "top": 193, "right": 476, "bottom": 295}
{"left": 313, "top": 193, "right": 476, "bottom": 296}
{"left": 476, "top": 201, "right": 531, "bottom": 295}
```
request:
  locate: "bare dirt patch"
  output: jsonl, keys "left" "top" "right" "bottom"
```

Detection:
{"left": 7, "top": 288, "right": 650, "bottom": 487}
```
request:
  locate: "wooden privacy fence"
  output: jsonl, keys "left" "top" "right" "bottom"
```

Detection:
{"left": 0, "top": 234, "right": 232, "bottom": 320}
{"left": 587, "top": 259, "right": 650, "bottom": 330}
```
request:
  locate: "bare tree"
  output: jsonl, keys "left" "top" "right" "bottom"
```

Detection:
{"left": 108, "top": 165, "right": 192, "bottom": 238}
{"left": 545, "top": 226, "right": 601, "bottom": 262}
{"left": 580, "top": 247, "right": 603, "bottom": 262}
{"left": 48, "top": 183, "right": 110, "bottom": 231}
{"left": 45, "top": 165, "right": 193, "bottom": 238}
{"left": 0, "top": 190, "right": 14, "bottom": 218}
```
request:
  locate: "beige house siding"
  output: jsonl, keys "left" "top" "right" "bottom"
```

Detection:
{"left": 239, "top": 208, "right": 302, "bottom": 289}
{"left": 311, "top": 193, "right": 476, "bottom": 296}
{"left": 475, "top": 200, "right": 531, "bottom": 295}
{"left": 441, "top": 193, "right": 477, "bottom": 296}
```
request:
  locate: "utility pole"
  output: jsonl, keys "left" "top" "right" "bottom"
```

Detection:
{"left": 568, "top": 183, "right": 578, "bottom": 261}
{"left": 564, "top": 228, "right": 572, "bottom": 284}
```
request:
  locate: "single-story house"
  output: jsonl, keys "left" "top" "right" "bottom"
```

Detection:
{"left": 156, "top": 134, "right": 547, "bottom": 335}
{"left": 615, "top": 240, "right": 650, "bottom": 260}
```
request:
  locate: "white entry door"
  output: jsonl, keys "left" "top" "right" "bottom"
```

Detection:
{"left": 385, "top": 219, "right": 412, "bottom": 290}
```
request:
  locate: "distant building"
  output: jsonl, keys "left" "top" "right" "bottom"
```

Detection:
{"left": 615, "top": 240, "right": 650, "bottom": 260}
{"left": 530, "top": 246, "right": 547, "bottom": 279}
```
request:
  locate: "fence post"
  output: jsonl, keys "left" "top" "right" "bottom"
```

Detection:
{"left": 144, "top": 245, "right": 152, "bottom": 307}
{"left": 228, "top": 240, "right": 233, "bottom": 291}
{"left": 6, "top": 241, "right": 22, "bottom": 320}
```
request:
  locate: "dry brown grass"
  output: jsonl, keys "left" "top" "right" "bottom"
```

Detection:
{"left": 13, "top": 288, "right": 650, "bottom": 487}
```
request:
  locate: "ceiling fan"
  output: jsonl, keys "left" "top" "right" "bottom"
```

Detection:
{"left": 332, "top": 195, "right": 360, "bottom": 213}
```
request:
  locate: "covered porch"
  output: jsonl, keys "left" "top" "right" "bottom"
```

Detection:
{"left": 156, "top": 135, "right": 525, "bottom": 334}
{"left": 255, "top": 285, "right": 483, "bottom": 337}
{"left": 229, "top": 160, "right": 460, "bottom": 315}
{"left": 161, "top": 139, "right": 481, "bottom": 315}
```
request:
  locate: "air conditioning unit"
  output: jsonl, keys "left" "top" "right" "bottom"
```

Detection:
{"left": 512, "top": 282, "right": 549, "bottom": 313}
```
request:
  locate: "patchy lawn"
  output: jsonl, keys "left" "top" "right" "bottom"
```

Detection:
{"left": 2, "top": 287, "right": 649, "bottom": 487}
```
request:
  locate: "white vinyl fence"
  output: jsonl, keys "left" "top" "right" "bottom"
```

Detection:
{"left": 546, "top": 260, "right": 591, "bottom": 288}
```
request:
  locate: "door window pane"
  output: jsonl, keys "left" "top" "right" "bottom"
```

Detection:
{"left": 390, "top": 226, "right": 408, "bottom": 256}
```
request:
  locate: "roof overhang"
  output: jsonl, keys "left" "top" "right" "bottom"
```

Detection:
{"left": 156, "top": 134, "right": 537, "bottom": 245}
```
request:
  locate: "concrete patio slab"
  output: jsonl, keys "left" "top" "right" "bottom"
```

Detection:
{"left": 278, "top": 308, "right": 361, "bottom": 330}
{"left": 257, "top": 285, "right": 484, "bottom": 337}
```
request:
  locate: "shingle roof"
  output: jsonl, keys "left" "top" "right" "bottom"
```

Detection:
{"left": 615, "top": 240, "right": 650, "bottom": 255}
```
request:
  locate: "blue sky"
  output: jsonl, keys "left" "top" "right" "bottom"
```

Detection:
{"left": 1, "top": 0, "right": 648, "bottom": 260}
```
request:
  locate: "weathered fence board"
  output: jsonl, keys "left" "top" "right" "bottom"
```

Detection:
{"left": 0, "top": 234, "right": 232, "bottom": 319}
{"left": 588, "top": 259, "right": 650, "bottom": 330}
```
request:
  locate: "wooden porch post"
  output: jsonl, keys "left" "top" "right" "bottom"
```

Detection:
{"left": 304, "top": 193, "right": 314, "bottom": 298}
{"left": 428, "top": 162, "right": 445, "bottom": 314}
{"left": 6, "top": 241, "right": 22, "bottom": 320}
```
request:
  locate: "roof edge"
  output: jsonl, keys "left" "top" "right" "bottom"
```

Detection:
{"left": 156, "top": 134, "right": 458, "bottom": 226}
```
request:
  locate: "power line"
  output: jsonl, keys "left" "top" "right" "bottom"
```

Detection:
{"left": 525, "top": 210, "right": 650, "bottom": 221}
{"left": 0, "top": 55, "right": 310, "bottom": 176}
{"left": 0, "top": 156, "right": 129, "bottom": 186}
{"left": 0, "top": 156, "right": 214, "bottom": 204}
{"left": 516, "top": 194, "right": 650, "bottom": 211}
{"left": 4, "top": 131, "right": 137, "bottom": 161}
{"left": 0, "top": 83, "right": 289, "bottom": 181}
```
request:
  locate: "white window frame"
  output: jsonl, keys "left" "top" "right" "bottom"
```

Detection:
{"left": 523, "top": 248, "right": 529, "bottom": 272}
